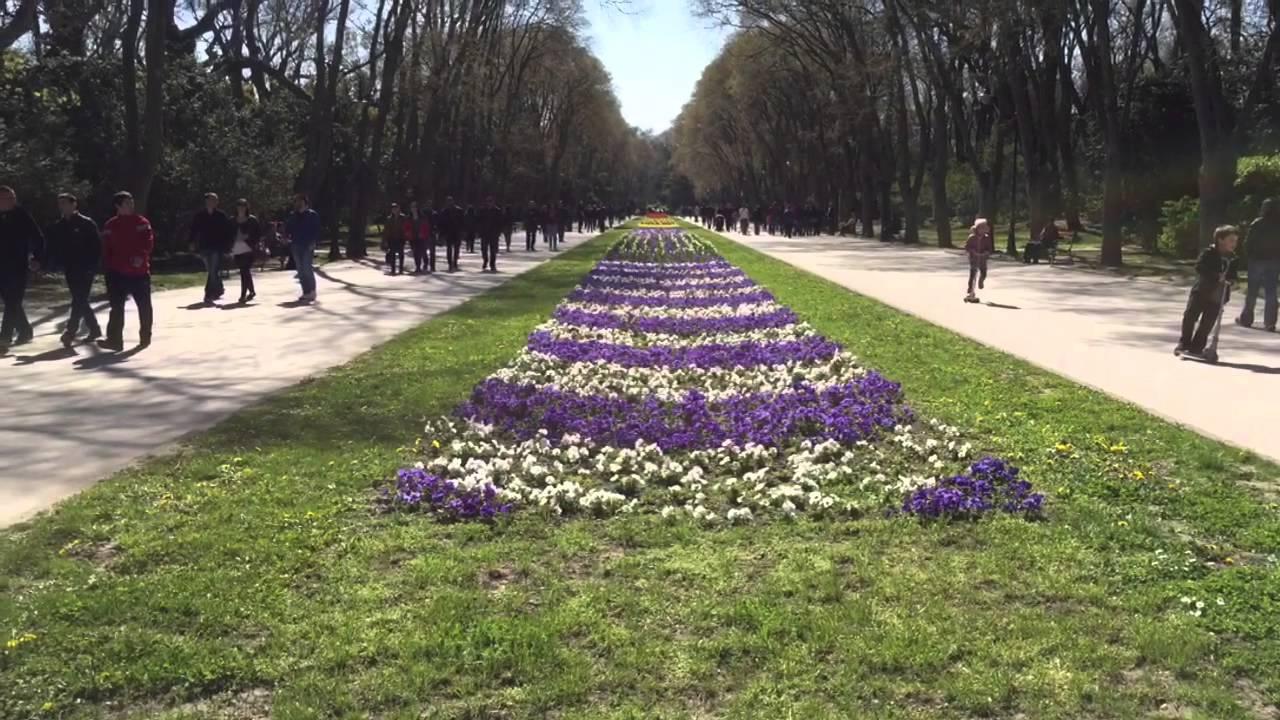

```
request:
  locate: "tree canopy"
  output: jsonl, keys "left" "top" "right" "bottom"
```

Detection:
{"left": 0, "top": 0, "right": 663, "bottom": 256}
{"left": 673, "top": 0, "right": 1280, "bottom": 260}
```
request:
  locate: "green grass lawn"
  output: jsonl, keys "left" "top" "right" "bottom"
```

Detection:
{"left": 3, "top": 226, "right": 1278, "bottom": 719}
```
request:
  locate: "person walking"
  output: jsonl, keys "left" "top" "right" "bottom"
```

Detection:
{"left": 45, "top": 193, "right": 103, "bottom": 345}
{"left": 383, "top": 202, "right": 407, "bottom": 275}
{"left": 738, "top": 205, "right": 751, "bottom": 234}
{"left": 407, "top": 200, "right": 431, "bottom": 274}
{"left": 285, "top": 193, "right": 320, "bottom": 302}
{"left": 478, "top": 196, "right": 505, "bottom": 272}
{"left": 524, "top": 201, "right": 540, "bottom": 251}
{"left": 190, "top": 192, "right": 235, "bottom": 305}
{"left": 502, "top": 205, "right": 514, "bottom": 252}
{"left": 1236, "top": 198, "right": 1280, "bottom": 332}
{"left": 98, "top": 191, "right": 154, "bottom": 351}
{"left": 557, "top": 202, "right": 569, "bottom": 246}
{"left": 964, "top": 217, "right": 995, "bottom": 303}
{"left": 463, "top": 204, "right": 477, "bottom": 254}
{"left": 231, "top": 199, "right": 261, "bottom": 303}
{"left": 438, "top": 196, "right": 464, "bottom": 272}
{"left": 0, "top": 186, "right": 44, "bottom": 352}
{"left": 544, "top": 203, "right": 559, "bottom": 251}
{"left": 1177, "top": 226, "right": 1240, "bottom": 356}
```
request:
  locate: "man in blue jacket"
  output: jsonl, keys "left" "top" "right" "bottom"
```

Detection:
{"left": 285, "top": 193, "right": 321, "bottom": 302}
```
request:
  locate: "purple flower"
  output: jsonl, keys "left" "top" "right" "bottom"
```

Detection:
{"left": 392, "top": 467, "right": 511, "bottom": 521}
{"left": 552, "top": 306, "right": 800, "bottom": 335}
{"left": 526, "top": 331, "right": 841, "bottom": 369}
{"left": 568, "top": 287, "right": 776, "bottom": 308}
{"left": 457, "top": 376, "right": 913, "bottom": 451}
{"left": 902, "top": 458, "right": 1044, "bottom": 520}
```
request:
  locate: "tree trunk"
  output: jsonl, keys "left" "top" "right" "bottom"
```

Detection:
{"left": 132, "top": 0, "right": 172, "bottom": 214}
{"left": 930, "top": 97, "right": 952, "bottom": 247}
{"left": 1171, "top": 0, "right": 1239, "bottom": 248}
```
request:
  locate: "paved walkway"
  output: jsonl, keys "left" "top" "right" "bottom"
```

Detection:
{"left": 0, "top": 237, "right": 587, "bottom": 526}
{"left": 721, "top": 229, "right": 1280, "bottom": 463}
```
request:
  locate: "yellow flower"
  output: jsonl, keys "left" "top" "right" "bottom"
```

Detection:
{"left": 1224, "top": 557, "right": 1235, "bottom": 565}
{"left": 1054, "top": 442, "right": 1074, "bottom": 454}
{"left": 1131, "top": 470, "right": 1146, "bottom": 481}
{"left": 432, "top": 439, "right": 441, "bottom": 449}
{"left": 1109, "top": 442, "right": 1128, "bottom": 454}
{"left": 42, "top": 702, "right": 55, "bottom": 712}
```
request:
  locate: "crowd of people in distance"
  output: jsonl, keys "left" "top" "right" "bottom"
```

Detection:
{"left": 684, "top": 203, "right": 837, "bottom": 238}
{"left": 0, "top": 183, "right": 633, "bottom": 355}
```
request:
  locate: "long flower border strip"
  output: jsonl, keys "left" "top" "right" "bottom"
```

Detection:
{"left": 386, "top": 229, "right": 1042, "bottom": 523}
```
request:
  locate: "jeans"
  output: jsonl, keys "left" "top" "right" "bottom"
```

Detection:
{"left": 64, "top": 268, "right": 100, "bottom": 336}
{"left": 105, "top": 272, "right": 153, "bottom": 344}
{"left": 481, "top": 234, "right": 500, "bottom": 270}
{"left": 234, "top": 252, "right": 255, "bottom": 299}
{"left": 0, "top": 271, "right": 31, "bottom": 342}
{"left": 202, "top": 251, "right": 224, "bottom": 301}
{"left": 504, "top": 229, "right": 512, "bottom": 252}
{"left": 291, "top": 242, "right": 316, "bottom": 296}
{"left": 411, "top": 236, "right": 427, "bottom": 272}
{"left": 525, "top": 228, "right": 537, "bottom": 251}
{"left": 1181, "top": 287, "right": 1226, "bottom": 352}
{"left": 545, "top": 224, "right": 559, "bottom": 250}
{"left": 446, "top": 234, "right": 462, "bottom": 270}
{"left": 1238, "top": 259, "right": 1279, "bottom": 329}
{"left": 967, "top": 255, "right": 989, "bottom": 294}
{"left": 386, "top": 238, "right": 406, "bottom": 274}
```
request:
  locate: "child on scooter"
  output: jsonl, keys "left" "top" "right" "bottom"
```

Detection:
{"left": 964, "top": 217, "right": 995, "bottom": 303}
{"left": 1176, "top": 225, "right": 1240, "bottom": 356}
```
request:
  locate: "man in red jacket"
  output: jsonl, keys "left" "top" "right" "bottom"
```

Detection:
{"left": 99, "top": 191, "right": 155, "bottom": 351}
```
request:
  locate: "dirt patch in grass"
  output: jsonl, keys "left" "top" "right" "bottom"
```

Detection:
{"left": 480, "top": 564, "right": 524, "bottom": 593}
{"left": 61, "top": 539, "right": 122, "bottom": 567}
{"left": 563, "top": 544, "right": 627, "bottom": 581}
{"left": 104, "top": 688, "right": 273, "bottom": 719}
{"left": 1236, "top": 678, "right": 1280, "bottom": 720}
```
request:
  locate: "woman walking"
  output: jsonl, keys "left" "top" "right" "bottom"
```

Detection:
{"left": 232, "top": 199, "right": 262, "bottom": 304}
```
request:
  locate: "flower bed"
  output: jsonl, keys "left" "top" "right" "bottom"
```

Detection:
{"left": 388, "top": 230, "right": 1042, "bottom": 523}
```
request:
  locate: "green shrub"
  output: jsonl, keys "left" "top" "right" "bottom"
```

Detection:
{"left": 1158, "top": 196, "right": 1200, "bottom": 257}
{"left": 1235, "top": 154, "right": 1280, "bottom": 197}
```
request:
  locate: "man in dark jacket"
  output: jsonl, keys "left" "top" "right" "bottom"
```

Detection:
{"left": 0, "top": 185, "right": 44, "bottom": 351}
{"left": 190, "top": 192, "right": 235, "bottom": 305}
{"left": 524, "top": 201, "right": 541, "bottom": 251}
{"left": 46, "top": 193, "right": 103, "bottom": 345}
{"left": 1236, "top": 198, "right": 1280, "bottom": 331}
{"left": 464, "top": 204, "right": 477, "bottom": 254}
{"left": 502, "top": 205, "right": 514, "bottom": 252}
{"left": 438, "top": 196, "right": 465, "bottom": 272}
{"left": 1177, "top": 225, "right": 1240, "bottom": 356}
{"left": 478, "top": 196, "right": 506, "bottom": 272}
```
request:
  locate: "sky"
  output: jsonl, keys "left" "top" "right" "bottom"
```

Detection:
{"left": 582, "top": 0, "right": 734, "bottom": 134}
